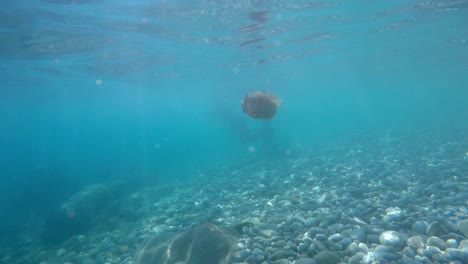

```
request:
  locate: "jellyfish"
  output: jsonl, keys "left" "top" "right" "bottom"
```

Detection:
{"left": 241, "top": 91, "right": 280, "bottom": 119}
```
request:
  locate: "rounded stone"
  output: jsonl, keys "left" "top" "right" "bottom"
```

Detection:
{"left": 328, "top": 234, "right": 341, "bottom": 243}
{"left": 427, "top": 236, "right": 447, "bottom": 250}
{"left": 358, "top": 243, "right": 369, "bottom": 254}
{"left": 233, "top": 249, "right": 251, "bottom": 262}
{"left": 383, "top": 207, "right": 404, "bottom": 222}
{"left": 252, "top": 248, "right": 263, "bottom": 255}
{"left": 313, "top": 250, "right": 340, "bottom": 264}
{"left": 379, "top": 231, "right": 405, "bottom": 247}
{"left": 315, "top": 234, "right": 327, "bottom": 242}
{"left": 426, "top": 221, "right": 445, "bottom": 237}
{"left": 411, "top": 220, "right": 428, "bottom": 235}
{"left": 269, "top": 250, "right": 298, "bottom": 260}
{"left": 349, "top": 228, "right": 365, "bottom": 242}
{"left": 431, "top": 252, "right": 450, "bottom": 263}
{"left": 346, "top": 242, "right": 359, "bottom": 255}
{"left": 446, "top": 238, "right": 458, "bottom": 248}
{"left": 407, "top": 236, "right": 425, "bottom": 249}
{"left": 402, "top": 247, "right": 415, "bottom": 258}
{"left": 244, "top": 255, "right": 258, "bottom": 263}
{"left": 457, "top": 219, "right": 468, "bottom": 238}
{"left": 297, "top": 243, "right": 309, "bottom": 253}
{"left": 447, "top": 248, "right": 464, "bottom": 261}
{"left": 460, "top": 240, "right": 468, "bottom": 248}
{"left": 294, "top": 258, "right": 317, "bottom": 264}
{"left": 348, "top": 252, "right": 365, "bottom": 264}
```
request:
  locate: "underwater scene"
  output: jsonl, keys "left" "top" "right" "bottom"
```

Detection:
{"left": 1, "top": 0, "right": 468, "bottom": 263}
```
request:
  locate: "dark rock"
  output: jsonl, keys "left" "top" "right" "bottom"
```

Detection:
{"left": 313, "top": 250, "right": 340, "bottom": 264}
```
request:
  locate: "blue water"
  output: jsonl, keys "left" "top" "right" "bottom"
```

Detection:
{"left": 0, "top": 0, "right": 467, "bottom": 258}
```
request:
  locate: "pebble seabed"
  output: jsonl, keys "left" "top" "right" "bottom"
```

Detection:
{"left": 2, "top": 133, "right": 468, "bottom": 264}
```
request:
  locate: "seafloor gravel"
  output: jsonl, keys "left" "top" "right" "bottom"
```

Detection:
{"left": 2, "top": 132, "right": 468, "bottom": 264}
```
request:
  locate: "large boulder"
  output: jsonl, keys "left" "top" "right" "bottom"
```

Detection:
{"left": 136, "top": 223, "right": 239, "bottom": 264}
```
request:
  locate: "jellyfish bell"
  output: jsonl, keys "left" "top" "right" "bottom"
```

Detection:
{"left": 241, "top": 91, "right": 281, "bottom": 119}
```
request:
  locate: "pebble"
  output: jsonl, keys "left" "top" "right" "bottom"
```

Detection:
{"left": 427, "top": 236, "right": 447, "bottom": 250}
{"left": 379, "top": 231, "right": 405, "bottom": 247}
{"left": 348, "top": 252, "right": 365, "bottom": 264}
{"left": 314, "top": 234, "right": 327, "bottom": 242}
{"left": 446, "top": 238, "right": 458, "bottom": 248}
{"left": 287, "top": 215, "right": 307, "bottom": 226}
{"left": 269, "top": 250, "right": 298, "bottom": 260}
{"left": 349, "top": 228, "right": 365, "bottom": 242}
{"left": 233, "top": 249, "right": 251, "bottom": 262}
{"left": 297, "top": 243, "right": 309, "bottom": 253}
{"left": 407, "top": 236, "right": 425, "bottom": 249}
{"left": 294, "top": 258, "right": 317, "bottom": 264}
{"left": 426, "top": 221, "right": 446, "bottom": 237}
{"left": 383, "top": 207, "right": 404, "bottom": 222}
{"left": 313, "top": 250, "right": 340, "bottom": 264}
{"left": 457, "top": 219, "right": 468, "bottom": 237}
{"left": 460, "top": 240, "right": 468, "bottom": 248}
{"left": 328, "top": 234, "right": 341, "bottom": 242}
{"left": 346, "top": 242, "right": 359, "bottom": 255}
{"left": 411, "top": 220, "right": 428, "bottom": 235}
{"left": 259, "top": 229, "right": 278, "bottom": 238}
{"left": 358, "top": 243, "right": 369, "bottom": 254}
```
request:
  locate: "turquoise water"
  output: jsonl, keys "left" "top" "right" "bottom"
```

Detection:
{"left": 0, "top": 0, "right": 467, "bottom": 256}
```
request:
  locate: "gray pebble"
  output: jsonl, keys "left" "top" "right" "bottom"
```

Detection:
{"left": 349, "top": 228, "right": 365, "bottom": 242}
{"left": 460, "top": 240, "right": 468, "bottom": 248}
{"left": 447, "top": 248, "right": 464, "bottom": 261}
{"left": 402, "top": 246, "right": 415, "bottom": 258}
{"left": 275, "top": 259, "right": 293, "bottom": 264}
{"left": 305, "top": 218, "right": 320, "bottom": 227}
{"left": 346, "top": 242, "right": 358, "bottom": 255}
{"left": 313, "top": 250, "right": 340, "bottom": 264}
{"left": 401, "top": 256, "right": 418, "bottom": 264}
{"left": 446, "top": 238, "right": 458, "bottom": 248}
{"left": 457, "top": 219, "right": 468, "bottom": 238}
{"left": 81, "top": 258, "right": 95, "bottom": 264}
{"left": 348, "top": 252, "right": 365, "bottom": 264}
{"left": 328, "top": 234, "right": 341, "bottom": 242}
{"left": 269, "top": 250, "right": 298, "bottom": 260}
{"left": 244, "top": 255, "right": 258, "bottom": 263}
{"left": 407, "top": 236, "right": 425, "bottom": 249}
{"left": 294, "top": 258, "right": 317, "bottom": 264}
{"left": 427, "top": 236, "right": 447, "bottom": 250}
{"left": 288, "top": 215, "right": 307, "bottom": 226}
{"left": 297, "top": 243, "right": 309, "bottom": 253}
{"left": 315, "top": 234, "right": 327, "bottom": 242}
{"left": 379, "top": 231, "right": 405, "bottom": 247}
{"left": 233, "top": 249, "right": 251, "bottom": 262}
{"left": 358, "top": 243, "right": 369, "bottom": 254}
{"left": 291, "top": 222, "right": 305, "bottom": 232}
{"left": 431, "top": 252, "right": 450, "bottom": 263}
{"left": 426, "top": 221, "right": 446, "bottom": 237}
{"left": 252, "top": 248, "right": 263, "bottom": 255}
{"left": 411, "top": 220, "right": 428, "bottom": 235}
{"left": 366, "top": 234, "right": 380, "bottom": 244}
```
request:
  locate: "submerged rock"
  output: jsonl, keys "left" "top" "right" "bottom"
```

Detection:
{"left": 457, "top": 219, "right": 468, "bottom": 238}
{"left": 135, "top": 223, "right": 238, "bottom": 264}
{"left": 313, "top": 250, "right": 340, "bottom": 264}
